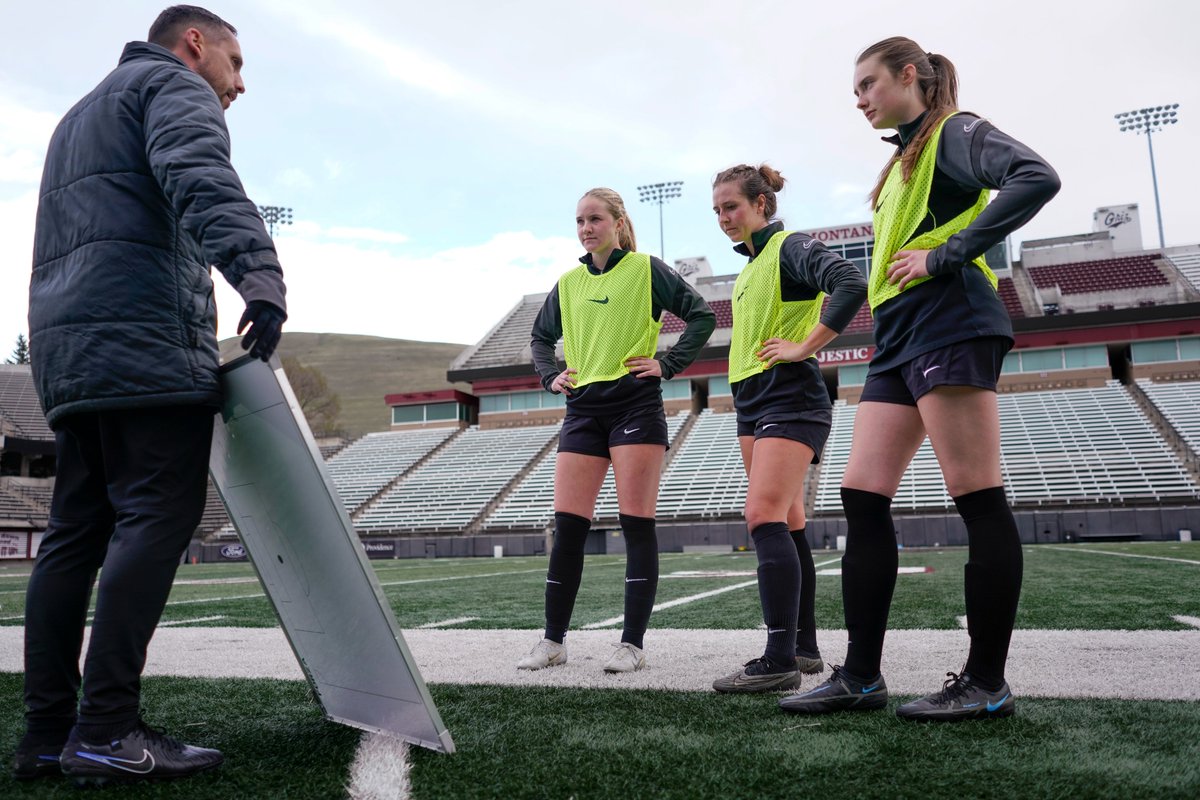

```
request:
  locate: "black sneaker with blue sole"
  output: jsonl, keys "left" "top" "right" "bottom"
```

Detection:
{"left": 59, "top": 720, "right": 223, "bottom": 786}
{"left": 896, "top": 671, "right": 1016, "bottom": 722}
{"left": 778, "top": 664, "right": 888, "bottom": 713}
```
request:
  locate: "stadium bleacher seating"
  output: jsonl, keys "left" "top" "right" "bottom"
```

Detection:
{"left": 326, "top": 428, "right": 458, "bottom": 513}
{"left": 1138, "top": 379, "right": 1200, "bottom": 458}
{"left": 815, "top": 381, "right": 1198, "bottom": 512}
{"left": 455, "top": 296, "right": 544, "bottom": 370}
{"left": 1166, "top": 251, "right": 1200, "bottom": 295}
{"left": 0, "top": 365, "right": 53, "bottom": 441}
{"left": 1028, "top": 254, "right": 1166, "bottom": 295}
{"left": 655, "top": 410, "right": 747, "bottom": 519}
{"left": 996, "top": 276, "right": 1026, "bottom": 318}
{"left": 0, "top": 484, "right": 42, "bottom": 520}
{"left": 661, "top": 299, "right": 732, "bottom": 335}
{"left": 354, "top": 424, "right": 560, "bottom": 533}
{"left": 482, "top": 412, "right": 691, "bottom": 530}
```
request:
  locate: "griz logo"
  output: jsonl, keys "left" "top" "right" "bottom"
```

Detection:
{"left": 1104, "top": 210, "right": 1133, "bottom": 229}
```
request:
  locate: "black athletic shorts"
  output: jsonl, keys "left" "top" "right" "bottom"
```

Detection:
{"left": 860, "top": 336, "right": 1011, "bottom": 406}
{"left": 735, "top": 408, "right": 833, "bottom": 464}
{"left": 558, "top": 404, "right": 669, "bottom": 458}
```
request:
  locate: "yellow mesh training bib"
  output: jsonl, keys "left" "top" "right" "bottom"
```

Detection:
{"left": 729, "top": 231, "right": 824, "bottom": 384}
{"left": 869, "top": 114, "right": 997, "bottom": 311}
{"left": 559, "top": 252, "right": 662, "bottom": 388}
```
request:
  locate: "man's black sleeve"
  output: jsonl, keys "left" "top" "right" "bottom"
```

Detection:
{"left": 530, "top": 287, "right": 564, "bottom": 392}
{"left": 926, "top": 113, "right": 1061, "bottom": 276}
{"left": 650, "top": 257, "right": 716, "bottom": 379}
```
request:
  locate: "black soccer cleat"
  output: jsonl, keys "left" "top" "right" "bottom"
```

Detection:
{"left": 10, "top": 744, "right": 64, "bottom": 780}
{"left": 794, "top": 647, "right": 826, "bottom": 675}
{"left": 59, "top": 720, "right": 223, "bottom": 785}
{"left": 778, "top": 664, "right": 888, "bottom": 714}
{"left": 896, "top": 671, "right": 1016, "bottom": 722}
{"left": 713, "top": 655, "right": 802, "bottom": 693}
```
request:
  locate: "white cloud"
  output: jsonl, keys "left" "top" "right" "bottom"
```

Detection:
{"left": 278, "top": 167, "right": 314, "bottom": 190}
{"left": 214, "top": 229, "right": 580, "bottom": 345}
{"left": 0, "top": 95, "right": 57, "bottom": 185}
{"left": 280, "top": 219, "right": 409, "bottom": 247}
{"left": 324, "top": 226, "right": 409, "bottom": 245}
{"left": 0, "top": 189, "right": 39, "bottom": 345}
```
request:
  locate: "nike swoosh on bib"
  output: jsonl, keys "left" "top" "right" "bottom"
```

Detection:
{"left": 587, "top": 297, "right": 610, "bottom": 304}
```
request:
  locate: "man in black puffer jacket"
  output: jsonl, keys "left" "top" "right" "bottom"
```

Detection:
{"left": 15, "top": 5, "right": 287, "bottom": 785}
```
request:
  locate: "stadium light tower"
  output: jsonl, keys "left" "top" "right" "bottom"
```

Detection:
{"left": 1114, "top": 104, "right": 1179, "bottom": 249}
{"left": 258, "top": 205, "right": 294, "bottom": 239}
{"left": 637, "top": 181, "right": 683, "bottom": 260}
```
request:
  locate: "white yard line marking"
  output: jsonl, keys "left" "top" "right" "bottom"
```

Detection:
{"left": 582, "top": 580, "right": 758, "bottom": 629}
{"left": 581, "top": 558, "right": 841, "bottom": 629}
{"left": 1173, "top": 615, "right": 1200, "bottom": 629}
{"left": 159, "top": 616, "right": 226, "bottom": 627}
{"left": 956, "top": 615, "right": 968, "bottom": 629}
{"left": 417, "top": 616, "right": 479, "bottom": 629}
{"left": 378, "top": 568, "right": 548, "bottom": 587}
{"left": 1044, "top": 546, "right": 1200, "bottom": 566}
{"left": 346, "top": 732, "right": 411, "bottom": 800}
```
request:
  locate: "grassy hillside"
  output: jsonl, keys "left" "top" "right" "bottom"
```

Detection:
{"left": 219, "top": 332, "right": 467, "bottom": 438}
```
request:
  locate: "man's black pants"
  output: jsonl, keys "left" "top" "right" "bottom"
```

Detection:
{"left": 23, "top": 406, "right": 214, "bottom": 735}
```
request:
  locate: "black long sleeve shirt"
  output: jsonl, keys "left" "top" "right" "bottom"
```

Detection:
{"left": 869, "top": 111, "right": 1061, "bottom": 373}
{"left": 730, "top": 223, "right": 868, "bottom": 417}
{"left": 530, "top": 251, "right": 716, "bottom": 415}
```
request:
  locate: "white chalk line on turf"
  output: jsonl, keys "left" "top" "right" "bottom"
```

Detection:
{"left": 1174, "top": 615, "right": 1200, "bottom": 629}
{"left": 159, "top": 615, "right": 226, "bottom": 627}
{"left": 4, "top": 627, "right": 1196, "bottom": 701}
{"left": 417, "top": 616, "right": 479, "bottom": 628}
{"left": 346, "top": 732, "right": 411, "bottom": 800}
{"left": 0, "top": 565, "right": 574, "bottom": 621}
{"left": 1043, "top": 546, "right": 1200, "bottom": 565}
{"left": 581, "top": 557, "right": 841, "bottom": 629}
{"left": 582, "top": 580, "right": 759, "bottom": 629}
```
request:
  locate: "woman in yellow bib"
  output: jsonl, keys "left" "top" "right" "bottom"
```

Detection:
{"left": 780, "top": 37, "right": 1060, "bottom": 720}
{"left": 709, "top": 165, "right": 867, "bottom": 694}
{"left": 519, "top": 188, "right": 715, "bottom": 673}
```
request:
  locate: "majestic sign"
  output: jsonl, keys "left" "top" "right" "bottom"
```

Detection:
{"left": 816, "top": 346, "right": 874, "bottom": 365}
{"left": 210, "top": 355, "right": 454, "bottom": 753}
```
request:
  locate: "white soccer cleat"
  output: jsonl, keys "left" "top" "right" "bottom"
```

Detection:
{"left": 516, "top": 638, "right": 567, "bottom": 670}
{"left": 603, "top": 642, "right": 647, "bottom": 673}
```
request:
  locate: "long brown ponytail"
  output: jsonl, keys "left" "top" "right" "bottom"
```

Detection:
{"left": 581, "top": 187, "right": 637, "bottom": 251}
{"left": 859, "top": 37, "right": 960, "bottom": 207}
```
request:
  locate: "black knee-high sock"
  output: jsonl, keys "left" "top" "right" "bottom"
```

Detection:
{"left": 752, "top": 522, "right": 800, "bottom": 665}
{"left": 619, "top": 514, "right": 658, "bottom": 649}
{"left": 841, "top": 488, "right": 898, "bottom": 680}
{"left": 544, "top": 511, "right": 590, "bottom": 643}
{"left": 790, "top": 528, "right": 818, "bottom": 655}
{"left": 955, "top": 486, "right": 1023, "bottom": 688}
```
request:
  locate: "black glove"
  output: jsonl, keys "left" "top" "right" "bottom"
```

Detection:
{"left": 237, "top": 301, "right": 287, "bottom": 362}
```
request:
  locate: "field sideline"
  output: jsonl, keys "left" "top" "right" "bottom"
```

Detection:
{"left": 1, "top": 541, "right": 1198, "bottom": 798}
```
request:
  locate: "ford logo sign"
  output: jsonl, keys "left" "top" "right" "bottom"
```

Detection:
{"left": 220, "top": 544, "right": 247, "bottom": 560}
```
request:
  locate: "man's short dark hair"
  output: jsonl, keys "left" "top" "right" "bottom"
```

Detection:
{"left": 148, "top": 5, "right": 237, "bottom": 46}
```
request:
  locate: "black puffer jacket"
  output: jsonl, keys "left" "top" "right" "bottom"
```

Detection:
{"left": 29, "top": 41, "right": 286, "bottom": 427}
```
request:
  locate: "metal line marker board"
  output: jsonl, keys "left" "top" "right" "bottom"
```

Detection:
{"left": 209, "top": 354, "right": 454, "bottom": 753}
